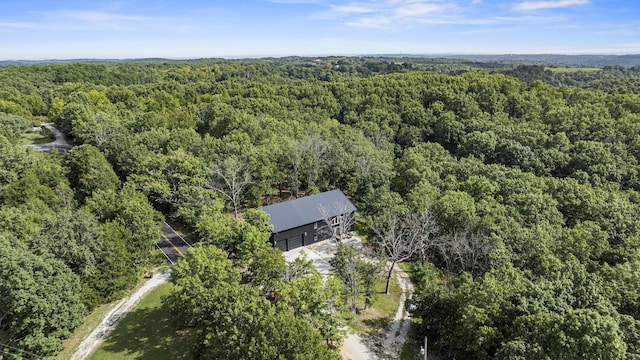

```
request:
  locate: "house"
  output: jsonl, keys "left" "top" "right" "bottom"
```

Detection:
{"left": 259, "top": 189, "right": 356, "bottom": 251}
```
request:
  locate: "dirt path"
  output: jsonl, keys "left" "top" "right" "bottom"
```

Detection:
{"left": 70, "top": 270, "right": 171, "bottom": 360}
{"left": 381, "top": 267, "right": 414, "bottom": 359}
{"left": 286, "top": 240, "right": 416, "bottom": 360}
{"left": 339, "top": 265, "right": 414, "bottom": 360}
{"left": 340, "top": 333, "right": 375, "bottom": 360}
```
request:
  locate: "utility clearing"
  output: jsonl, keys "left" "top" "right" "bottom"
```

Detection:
{"left": 71, "top": 271, "right": 171, "bottom": 360}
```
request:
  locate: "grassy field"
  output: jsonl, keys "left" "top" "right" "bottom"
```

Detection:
{"left": 546, "top": 66, "right": 600, "bottom": 73}
{"left": 20, "top": 128, "right": 54, "bottom": 145}
{"left": 57, "top": 252, "right": 172, "bottom": 359}
{"left": 88, "top": 283, "right": 192, "bottom": 360}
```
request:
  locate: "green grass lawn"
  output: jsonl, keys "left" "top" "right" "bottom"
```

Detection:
{"left": 345, "top": 272, "right": 402, "bottom": 336}
{"left": 20, "top": 128, "right": 55, "bottom": 145}
{"left": 342, "top": 263, "right": 429, "bottom": 358}
{"left": 88, "top": 283, "right": 192, "bottom": 360}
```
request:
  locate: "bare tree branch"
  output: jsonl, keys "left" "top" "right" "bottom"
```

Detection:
{"left": 369, "top": 211, "right": 418, "bottom": 294}
{"left": 405, "top": 210, "right": 441, "bottom": 265}
{"left": 207, "top": 156, "right": 252, "bottom": 218}
{"left": 318, "top": 202, "right": 356, "bottom": 242}
{"left": 434, "top": 227, "right": 492, "bottom": 276}
{"left": 284, "top": 139, "right": 304, "bottom": 198}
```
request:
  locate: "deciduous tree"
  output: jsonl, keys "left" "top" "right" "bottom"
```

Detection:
{"left": 207, "top": 155, "right": 252, "bottom": 218}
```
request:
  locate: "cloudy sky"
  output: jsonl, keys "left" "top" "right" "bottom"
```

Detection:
{"left": 0, "top": 0, "right": 639, "bottom": 59}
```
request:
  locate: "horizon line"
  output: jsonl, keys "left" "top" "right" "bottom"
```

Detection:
{"left": 2, "top": 52, "right": 640, "bottom": 63}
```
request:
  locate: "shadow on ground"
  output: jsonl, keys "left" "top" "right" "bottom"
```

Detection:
{"left": 95, "top": 303, "right": 191, "bottom": 360}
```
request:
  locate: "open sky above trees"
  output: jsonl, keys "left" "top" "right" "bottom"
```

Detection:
{"left": 1, "top": 0, "right": 639, "bottom": 60}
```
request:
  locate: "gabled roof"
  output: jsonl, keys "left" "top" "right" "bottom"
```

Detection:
{"left": 259, "top": 189, "right": 356, "bottom": 233}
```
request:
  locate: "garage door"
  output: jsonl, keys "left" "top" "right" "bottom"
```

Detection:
{"left": 273, "top": 239, "right": 287, "bottom": 252}
{"left": 287, "top": 234, "right": 303, "bottom": 251}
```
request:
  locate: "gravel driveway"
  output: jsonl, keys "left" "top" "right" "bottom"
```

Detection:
{"left": 283, "top": 238, "right": 383, "bottom": 360}
{"left": 71, "top": 270, "right": 171, "bottom": 360}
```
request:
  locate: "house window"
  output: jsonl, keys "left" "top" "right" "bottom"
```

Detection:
{"left": 314, "top": 222, "right": 317, "bottom": 229}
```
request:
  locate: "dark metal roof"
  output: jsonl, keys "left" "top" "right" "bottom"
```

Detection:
{"left": 259, "top": 189, "right": 356, "bottom": 233}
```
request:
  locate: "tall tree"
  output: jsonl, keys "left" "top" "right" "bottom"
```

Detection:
{"left": 405, "top": 209, "right": 441, "bottom": 265}
{"left": 29, "top": 211, "right": 104, "bottom": 277}
{"left": 166, "top": 245, "right": 339, "bottom": 359}
{"left": 0, "top": 236, "right": 85, "bottom": 357}
{"left": 65, "top": 144, "right": 120, "bottom": 203}
{"left": 330, "top": 243, "right": 361, "bottom": 311}
{"left": 370, "top": 210, "right": 418, "bottom": 294}
{"left": 207, "top": 155, "right": 252, "bottom": 218}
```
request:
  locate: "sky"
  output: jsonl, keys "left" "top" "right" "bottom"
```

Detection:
{"left": 0, "top": 0, "right": 639, "bottom": 60}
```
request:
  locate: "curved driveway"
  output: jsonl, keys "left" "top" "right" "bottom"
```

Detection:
{"left": 29, "top": 123, "right": 73, "bottom": 152}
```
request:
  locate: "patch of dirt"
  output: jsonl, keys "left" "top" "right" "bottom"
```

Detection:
{"left": 380, "top": 267, "right": 414, "bottom": 359}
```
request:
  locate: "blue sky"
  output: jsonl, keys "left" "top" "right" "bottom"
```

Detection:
{"left": 0, "top": 0, "right": 639, "bottom": 59}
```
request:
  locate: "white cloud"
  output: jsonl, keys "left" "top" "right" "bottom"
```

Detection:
{"left": 346, "top": 15, "right": 393, "bottom": 28}
{"left": 33, "top": 9, "right": 169, "bottom": 31}
{"left": 0, "top": 22, "right": 33, "bottom": 29}
{"left": 330, "top": 4, "right": 377, "bottom": 14}
{"left": 513, "top": 0, "right": 589, "bottom": 11}
{"left": 394, "top": 3, "right": 449, "bottom": 17}
{"left": 318, "top": 0, "right": 456, "bottom": 29}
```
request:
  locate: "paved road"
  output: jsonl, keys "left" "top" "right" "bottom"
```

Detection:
{"left": 157, "top": 222, "right": 192, "bottom": 265}
{"left": 29, "top": 123, "right": 73, "bottom": 152}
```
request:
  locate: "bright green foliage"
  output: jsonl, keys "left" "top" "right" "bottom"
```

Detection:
{"left": 166, "top": 245, "right": 339, "bottom": 359}
{"left": 80, "top": 221, "right": 138, "bottom": 309}
{"left": 247, "top": 246, "right": 287, "bottom": 296}
{"left": 497, "top": 310, "right": 626, "bottom": 360}
{"left": 0, "top": 113, "right": 31, "bottom": 141}
{"left": 330, "top": 243, "right": 365, "bottom": 311}
{"left": 195, "top": 206, "right": 271, "bottom": 262}
{"left": 171, "top": 245, "right": 241, "bottom": 290}
{"left": 0, "top": 200, "right": 55, "bottom": 242}
{"left": 29, "top": 210, "right": 104, "bottom": 277}
{"left": 0, "top": 235, "right": 85, "bottom": 357}
{"left": 4, "top": 59, "right": 640, "bottom": 359}
{"left": 66, "top": 144, "right": 120, "bottom": 202}
{"left": 84, "top": 182, "right": 163, "bottom": 267}
{"left": 0, "top": 135, "right": 29, "bottom": 185}
{"left": 194, "top": 202, "right": 238, "bottom": 248}
{"left": 191, "top": 284, "right": 338, "bottom": 360}
{"left": 433, "top": 190, "right": 478, "bottom": 232}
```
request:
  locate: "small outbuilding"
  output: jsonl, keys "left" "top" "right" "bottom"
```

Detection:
{"left": 259, "top": 189, "right": 356, "bottom": 251}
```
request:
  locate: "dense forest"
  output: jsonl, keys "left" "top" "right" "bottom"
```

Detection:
{"left": 2, "top": 57, "right": 640, "bottom": 359}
